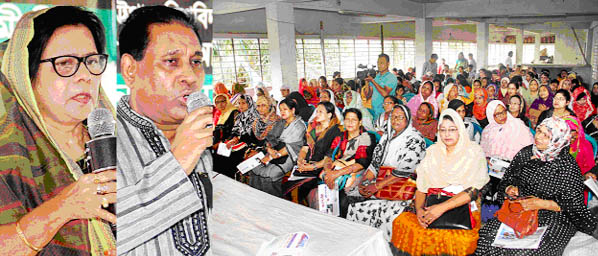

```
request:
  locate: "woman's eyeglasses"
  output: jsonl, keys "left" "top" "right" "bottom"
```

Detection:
{"left": 40, "top": 54, "right": 108, "bottom": 78}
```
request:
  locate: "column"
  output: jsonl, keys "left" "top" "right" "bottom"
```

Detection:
{"left": 476, "top": 22, "right": 489, "bottom": 69}
{"left": 534, "top": 33, "right": 541, "bottom": 63}
{"left": 415, "top": 18, "right": 432, "bottom": 78}
{"left": 266, "top": 2, "right": 298, "bottom": 96}
{"left": 516, "top": 27, "right": 523, "bottom": 66}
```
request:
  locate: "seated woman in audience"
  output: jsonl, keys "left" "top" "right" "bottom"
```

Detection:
{"left": 498, "top": 77, "right": 510, "bottom": 100}
{"left": 476, "top": 117, "right": 598, "bottom": 255}
{"left": 529, "top": 84, "right": 553, "bottom": 127}
{"left": 407, "top": 81, "right": 439, "bottom": 118}
{"left": 563, "top": 116, "right": 596, "bottom": 178}
{"left": 213, "top": 93, "right": 239, "bottom": 145}
{"left": 537, "top": 89, "right": 575, "bottom": 125}
{"left": 591, "top": 82, "right": 598, "bottom": 110}
{"left": 283, "top": 102, "right": 342, "bottom": 204}
{"left": 508, "top": 95, "right": 531, "bottom": 128}
{"left": 391, "top": 109, "right": 490, "bottom": 256}
{"left": 413, "top": 102, "right": 438, "bottom": 141}
{"left": 344, "top": 90, "right": 374, "bottom": 131}
{"left": 287, "top": 92, "right": 314, "bottom": 123}
{"left": 449, "top": 99, "right": 482, "bottom": 144}
{"left": 522, "top": 78, "right": 540, "bottom": 106}
{"left": 501, "top": 81, "right": 521, "bottom": 106}
{"left": 213, "top": 94, "right": 261, "bottom": 178}
{"left": 375, "top": 95, "right": 401, "bottom": 136}
{"left": 214, "top": 81, "right": 231, "bottom": 97}
{"left": 300, "top": 78, "right": 319, "bottom": 105}
{"left": 473, "top": 88, "right": 490, "bottom": 128}
{"left": 318, "top": 108, "right": 377, "bottom": 216}
{"left": 249, "top": 98, "right": 306, "bottom": 197}
{"left": 559, "top": 78, "right": 573, "bottom": 91}
{"left": 347, "top": 105, "right": 426, "bottom": 239}
{"left": 309, "top": 89, "right": 343, "bottom": 124}
{"left": 486, "top": 82, "right": 498, "bottom": 101}
{"left": 480, "top": 100, "right": 534, "bottom": 221}
{"left": 572, "top": 86, "right": 595, "bottom": 122}
{"left": 439, "top": 83, "right": 467, "bottom": 113}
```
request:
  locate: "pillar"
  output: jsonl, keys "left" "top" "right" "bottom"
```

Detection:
{"left": 415, "top": 18, "right": 432, "bottom": 78}
{"left": 266, "top": 2, "right": 297, "bottom": 97}
{"left": 516, "top": 27, "right": 523, "bottom": 66}
{"left": 534, "top": 33, "right": 541, "bottom": 63}
{"left": 476, "top": 22, "right": 489, "bottom": 69}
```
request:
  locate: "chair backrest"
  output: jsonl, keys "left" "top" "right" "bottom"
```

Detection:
{"left": 585, "top": 133, "right": 598, "bottom": 159}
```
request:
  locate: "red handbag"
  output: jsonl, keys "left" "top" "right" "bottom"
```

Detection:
{"left": 495, "top": 197, "right": 539, "bottom": 238}
{"left": 374, "top": 166, "right": 416, "bottom": 201}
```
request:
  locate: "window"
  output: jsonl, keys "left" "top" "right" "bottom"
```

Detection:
{"left": 432, "top": 41, "right": 477, "bottom": 68}
{"left": 488, "top": 43, "right": 516, "bottom": 67}
{"left": 212, "top": 38, "right": 270, "bottom": 87}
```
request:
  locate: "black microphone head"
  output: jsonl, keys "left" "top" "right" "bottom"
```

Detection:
{"left": 187, "top": 91, "right": 213, "bottom": 113}
{"left": 88, "top": 108, "right": 116, "bottom": 139}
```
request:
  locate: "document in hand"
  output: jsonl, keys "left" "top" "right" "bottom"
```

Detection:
{"left": 236, "top": 152, "right": 265, "bottom": 174}
{"left": 584, "top": 179, "right": 598, "bottom": 196}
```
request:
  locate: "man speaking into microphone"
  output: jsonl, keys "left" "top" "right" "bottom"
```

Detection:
{"left": 115, "top": 6, "right": 214, "bottom": 256}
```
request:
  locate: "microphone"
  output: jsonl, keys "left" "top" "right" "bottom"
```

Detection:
{"left": 186, "top": 91, "right": 214, "bottom": 128}
{"left": 86, "top": 108, "right": 117, "bottom": 172}
{"left": 85, "top": 107, "right": 117, "bottom": 236}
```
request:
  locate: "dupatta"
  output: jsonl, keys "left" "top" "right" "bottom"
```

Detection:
{"left": 0, "top": 8, "right": 115, "bottom": 255}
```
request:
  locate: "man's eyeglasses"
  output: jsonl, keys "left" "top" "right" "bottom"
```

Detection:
{"left": 40, "top": 54, "right": 108, "bottom": 78}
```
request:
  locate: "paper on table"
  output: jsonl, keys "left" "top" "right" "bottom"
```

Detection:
{"left": 236, "top": 152, "right": 265, "bottom": 174}
{"left": 491, "top": 223, "right": 547, "bottom": 249}
{"left": 256, "top": 232, "right": 309, "bottom": 256}
{"left": 216, "top": 142, "right": 231, "bottom": 157}
{"left": 584, "top": 178, "right": 598, "bottom": 196}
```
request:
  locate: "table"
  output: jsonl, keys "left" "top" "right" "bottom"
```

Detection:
{"left": 210, "top": 175, "right": 392, "bottom": 256}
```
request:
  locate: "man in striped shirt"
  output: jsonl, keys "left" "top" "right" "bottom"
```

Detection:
{"left": 116, "top": 6, "right": 214, "bottom": 256}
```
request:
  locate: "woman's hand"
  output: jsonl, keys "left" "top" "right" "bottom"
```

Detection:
{"left": 225, "top": 139, "right": 234, "bottom": 149}
{"left": 260, "top": 155, "right": 271, "bottom": 165}
{"left": 359, "top": 183, "right": 378, "bottom": 198}
{"left": 422, "top": 203, "right": 448, "bottom": 226}
{"left": 55, "top": 170, "right": 117, "bottom": 224}
{"left": 505, "top": 185, "right": 519, "bottom": 199}
{"left": 585, "top": 172, "right": 597, "bottom": 180}
{"left": 266, "top": 147, "right": 278, "bottom": 157}
{"left": 323, "top": 171, "right": 338, "bottom": 189}
{"left": 416, "top": 207, "right": 428, "bottom": 228}
{"left": 517, "top": 196, "right": 559, "bottom": 211}
{"left": 538, "top": 104, "right": 548, "bottom": 112}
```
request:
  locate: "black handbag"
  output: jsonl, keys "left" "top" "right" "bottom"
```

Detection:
{"left": 424, "top": 190, "right": 473, "bottom": 230}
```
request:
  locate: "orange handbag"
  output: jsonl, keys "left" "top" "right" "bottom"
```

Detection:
{"left": 374, "top": 166, "right": 417, "bottom": 201}
{"left": 495, "top": 198, "right": 539, "bottom": 238}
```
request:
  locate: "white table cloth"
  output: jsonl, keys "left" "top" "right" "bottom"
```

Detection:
{"left": 210, "top": 175, "right": 392, "bottom": 256}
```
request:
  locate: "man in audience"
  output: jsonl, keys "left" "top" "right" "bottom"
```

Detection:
{"left": 365, "top": 53, "right": 398, "bottom": 119}
{"left": 116, "top": 6, "right": 214, "bottom": 255}
{"left": 421, "top": 53, "right": 438, "bottom": 80}
{"left": 468, "top": 53, "right": 477, "bottom": 72}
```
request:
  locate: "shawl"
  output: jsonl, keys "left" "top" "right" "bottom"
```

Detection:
{"left": 412, "top": 102, "right": 438, "bottom": 141}
{"left": 481, "top": 100, "right": 534, "bottom": 160}
{"left": 530, "top": 85, "right": 554, "bottom": 111}
{"left": 306, "top": 116, "right": 340, "bottom": 159}
{"left": 472, "top": 88, "right": 488, "bottom": 120}
{"left": 438, "top": 83, "right": 465, "bottom": 113}
{"left": 334, "top": 128, "right": 372, "bottom": 164}
{"left": 213, "top": 82, "right": 230, "bottom": 97}
{"left": 498, "top": 77, "right": 510, "bottom": 100}
{"left": 213, "top": 93, "right": 236, "bottom": 126}
{"left": 252, "top": 96, "right": 281, "bottom": 141}
{"left": 406, "top": 85, "right": 439, "bottom": 118}
{"left": 232, "top": 94, "right": 260, "bottom": 136}
{"left": 286, "top": 92, "right": 313, "bottom": 122}
{"left": 370, "top": 105, "right": 426, "bottom": 176}
{"left": 562, "top": 116, "right": 595, "bottom": 174}
{"left": 0, "top": 8, "right": 115, "bottom": 255}
{"left": 572, "top": 87, "right": 595, "bottom": 121}
{"left": 416, "top": 109, "right": 489, "bottom": 192}
{"left": 533, "top": 117, "right": 571, "bottom": 162}
{"left": 522, "top": 79, "right": 540, "bottom": 106}
{"left": 343, "top": 90, "right": 374, "bottom": 131}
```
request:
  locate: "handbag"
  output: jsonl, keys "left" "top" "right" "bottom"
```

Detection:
{"left": 424, "top": 189, "right": 474, "bottom": 230}
{"left": 495, "top": 197, "right": 539, "bottom": 238}
{"left": 374, "top": 166, "right": 417, "bottom": 201}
